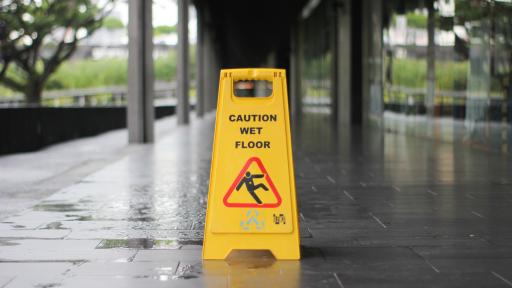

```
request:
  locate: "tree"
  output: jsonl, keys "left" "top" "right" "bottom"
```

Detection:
{"left": 0, "top": 0, "right": 113, "bottom": 104}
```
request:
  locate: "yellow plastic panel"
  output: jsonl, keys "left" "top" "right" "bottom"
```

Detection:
{"left": 203, "top": 68, "right": 300, "bottom": 260}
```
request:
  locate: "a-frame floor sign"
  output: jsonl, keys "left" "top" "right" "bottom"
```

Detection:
{"left": 203, "top": 68, "right": 300, "bottom": 260}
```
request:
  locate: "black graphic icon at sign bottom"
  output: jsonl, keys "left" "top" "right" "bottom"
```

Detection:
{"left": 273, "top": 213, "right": 286, "bottom": 224}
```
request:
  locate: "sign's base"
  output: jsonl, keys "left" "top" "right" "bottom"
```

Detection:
{"left": 203, "top": 233, "right": 301, "bottom": 260}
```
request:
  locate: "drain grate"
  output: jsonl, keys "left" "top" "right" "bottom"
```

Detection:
{"left": 97, "top": 226, "right": 312, "bottom": 249}
{"left": 96, "top": 238, "right": 200, "bottom": 249}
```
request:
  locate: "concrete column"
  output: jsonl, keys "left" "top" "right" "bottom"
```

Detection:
{"left": 367, "top": 0, "right": 383, "bottom": 125}
{"left": 203, "top": 28, "right": 218, "bottom": 113}
{"left": 289, "top": 22, "right": 302, "bottom": 120}
{"left": 426, "top": 0, "right": 436, "bottom": 117}
{"left": 211, "top": 47, "right": 219, "bottom": 110}
{"left": 202, "top": 27, "right": 212, "bottom": 113}
{"left": 331, "top": 3, "right": 339, "bottom": 121}
{"left": 177, "top": 0, "right": 189, "bottom": 124}
{"left": 336, "top": 0, "right": 352, "bottom": 125}
{"left": 127, "top": 0, "right": 154, "bottom": 143}
{"left": 195, "top": 7, "right": 204, "bottom": 117}
{"left": 361, "top": 0, "right": 370, "bottom": 126}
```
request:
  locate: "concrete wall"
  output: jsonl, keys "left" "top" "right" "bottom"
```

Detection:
{"left": 0, "top": 107, "right": 177, "bottom": 155}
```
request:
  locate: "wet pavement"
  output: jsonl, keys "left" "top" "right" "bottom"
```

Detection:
{"left": 1, "top": 112, "right": 512, "bottom": 287}
{"left": 0, "top": 114, "right": 179, "bottom": 220}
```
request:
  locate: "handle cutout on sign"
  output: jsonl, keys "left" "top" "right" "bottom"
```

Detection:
{"left": 233, "top": 80, "right": 273, "bottom": 98}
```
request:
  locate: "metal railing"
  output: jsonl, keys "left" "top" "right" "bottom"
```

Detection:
{"left": 386, "top": 85, "right": 505, "bottom": 101}
{"left": 0, "top": 81, "right": 181, "bottom": 108}
{"left": 384, "top": 85, "right": 510, "bottom": 120}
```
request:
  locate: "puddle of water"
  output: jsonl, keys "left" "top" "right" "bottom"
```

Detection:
{"left": 155, "top": 266, "right": 175, "bottom": 273}
{"left": 152, "top": 239, "right": 182, "bottom": 249}
{"left": 97, "top": 239, "right": 152, "bottom": 249}
{"left": 65, "top": 215, "right": 93, "bottom": 221}
{"left": 299, "top": 226, "right": 313, "bottom": 238}
{"left": 203, "top": 258, "right": 302, "bottom": 287}
{"left": 172, "top": 262, "right": 201, "bottom": 280}
{"left": 35, "top": 283, "right": 61, "bottom": 288}
{"left": 42, "top": 222, "right": 67, "bottom": 230}
{"left": 78, "top": 199, "right": 93, "bottom": 204}
{"left": 132, "top": 274, "right": 176, "bottom": 282}
{"left": 176, "top": 239, "right": 203, "bottom": 246}
{"left": 226, "top": 250, "right": 276, "bottom": 269}
{"left": 0, "top": 239, "right": 20, "bottom": 246}
{"left": 96, "top": 239, "right": 185, "bottom": 249}
{"left": 171, "top": 274, "right": 198, "bottom": 280}
{"left": 127, "top": 216, "right": 156, "bottom": 222}
{"left": 125, "top": 266, "right": 184, "bottom": 282}
{"left": 34, "top": 203, "right": 82, "bottom": 212}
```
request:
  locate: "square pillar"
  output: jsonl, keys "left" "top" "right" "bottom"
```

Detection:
{"left": 177, "top": 0, "right": 190, "bottom": 124}
{"left": 196, "top": 6, "right": 204, "bottom": 117}
{"left": 336, "top": 0, "right": 352, "bottom": 125}
{"left": 290, "top": 21, "right": 302, "bottom": 121}
{"left": 127, "top": 0, "right": 154, "bottom": 143}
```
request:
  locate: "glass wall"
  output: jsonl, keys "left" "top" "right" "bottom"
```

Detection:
{"left": 380, "top": 0, "right": 512, "bottom": 153}
{"left": 299, "top": 0, "right": 335, "bottom": 114}
{"left": 366, "top": 0, "right": 384, "bottom": 124}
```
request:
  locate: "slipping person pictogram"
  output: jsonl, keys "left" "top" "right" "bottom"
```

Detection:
{"left": 235, "top": 171, "right": 269, "bottom": 204}
{"left": 222, "top": 157, "right": 282, "bottom": 208}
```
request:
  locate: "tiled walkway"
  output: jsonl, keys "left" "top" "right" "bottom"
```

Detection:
{"left": 1, "top": 112, "right": 512, "bottom": 287}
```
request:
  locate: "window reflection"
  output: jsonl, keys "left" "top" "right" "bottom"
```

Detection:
{"left": 381, "top": 0, "right": 512, "bottom": 153}
{"left": 300, "top": 0, "right": 333, "bottom": 114}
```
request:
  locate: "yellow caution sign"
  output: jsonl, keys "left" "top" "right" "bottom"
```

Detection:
{"left": 203, "top": 68, "right": 300, "bottom": 260}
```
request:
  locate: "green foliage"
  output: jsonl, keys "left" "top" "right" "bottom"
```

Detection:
{"left": 391, "top": 58, "right": 427, "bottom": 88}
{"left": 406, "top": 12, "right": 427, "bottom": 29}
{"left": 436, "top": 61, "right": 468, "bottom": 91}
{"left": 154, "top": 50, "right": 177, "bottom": 82}
{"left": 0, "top": 46, "right": 200, "bottom": 98}
{"left": 102, "top": 16, "right": 124, "bottom": 30}
{"left": 391, "top": 58, "right": 468, "bottom": 90}
{"left": 0, "top": 0, "right": 113, "bottom": 103}
{"left": 0, "top": 86, "right": 15, "bottom": 98}
{"left": 48, "top": 58, "right": 127, "bottom": 89}
{"left": 386, "top": 58, "right": 469, "bottom": 104}
{"left": 154, "top": 25, "right": 176, "bottom": 36}
{"left": 46, "top": 52, "right": 178, "bottom": 90}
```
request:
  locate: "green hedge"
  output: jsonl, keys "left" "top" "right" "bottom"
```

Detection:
{"left": 0, "top": 50, "right": 180, "bottom": 97}
{"left": 47, "top": 52, "right": 177, "bottom": 90}
{"left": 391, "top": 58, "right": 468, "bottom": 90}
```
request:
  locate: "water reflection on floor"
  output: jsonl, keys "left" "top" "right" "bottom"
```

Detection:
{"left": 203, "top": 251, "right": 301, "bottom": 288}
{"left": 1, "top": 112, "right": 512, "bottom": 287}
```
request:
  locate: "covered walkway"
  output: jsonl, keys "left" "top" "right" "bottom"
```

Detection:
{"left": 1, "top": 114, "right": 512, "bottom": 287}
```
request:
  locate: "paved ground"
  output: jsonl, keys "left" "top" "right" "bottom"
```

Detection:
{"left": 0, "top": 115, "right": 178, "bottom": 220}
{"left": 1, "top": 112, "right": 512, "bottom": 287}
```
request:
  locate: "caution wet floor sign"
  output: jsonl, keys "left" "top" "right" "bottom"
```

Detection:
{"left": 203, "top": 68, "right": 300, "bottom": 260}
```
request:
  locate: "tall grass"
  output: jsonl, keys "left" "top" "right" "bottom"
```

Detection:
{"left": 48, "top": 51, "right": 177, "bottom": 90}
{"left": 0, "top": 50, "right": 179, "bottom": 97}
{"left": 47, "top": 58, "right": 128, "bottom": 90}
{"left": 390, "top": 58, "right": 468, "bottom": 90}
